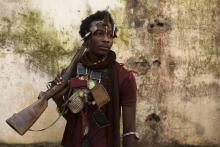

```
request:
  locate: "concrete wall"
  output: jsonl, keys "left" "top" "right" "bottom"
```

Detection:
{"left": 0, "top": 0, "right": 219, "bottom": 146}
{"left": 123, "top": 0, "right": 220, "bottom": 146}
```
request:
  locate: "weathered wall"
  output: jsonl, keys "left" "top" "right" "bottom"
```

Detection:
{"left": 0, "top": 0, "right": 122, "bottom": 144}
{"left": 0, "top": 0, "right": 220, "bottom": 146}
{"left": 122, "top": 0, "right": 220, "bottom": 146}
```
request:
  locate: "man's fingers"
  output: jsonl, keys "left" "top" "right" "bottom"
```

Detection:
{"left": 56, "top": 76, "right": 64, "bottom": 85}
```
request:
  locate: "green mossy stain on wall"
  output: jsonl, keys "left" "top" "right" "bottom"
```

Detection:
{"left": 174, "top": 0, "right": 220, "bottom": 78}
{"left": 110, "top": 8, "right": 133, "bottom": 50}
{"left": 0, "top": 9, "right": 80, "bottom": 76}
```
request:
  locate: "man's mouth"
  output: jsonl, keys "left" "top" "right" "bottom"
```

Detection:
{"left": 99, "top": 46, "right": 110, "bottom": 51}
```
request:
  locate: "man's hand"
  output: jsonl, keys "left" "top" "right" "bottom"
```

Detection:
{"left": 52, "top": 68, "right": 66, "bottom": 86}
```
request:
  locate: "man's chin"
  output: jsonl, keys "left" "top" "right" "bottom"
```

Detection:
{"left": 97, "top": 50, "right": 110, "bottom": 57}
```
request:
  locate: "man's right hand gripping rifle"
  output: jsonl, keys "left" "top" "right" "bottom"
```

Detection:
{"left": 6, "top": 43, "right": 87, "bottom": 136}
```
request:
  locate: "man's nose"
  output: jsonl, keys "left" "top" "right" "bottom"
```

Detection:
{"left": 102, "top": 34, "right": 111, "bottom": 43}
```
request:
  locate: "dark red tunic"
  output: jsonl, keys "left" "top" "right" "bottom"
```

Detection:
{"left": 56, "top": 62, "right": 137, "bottom": 147}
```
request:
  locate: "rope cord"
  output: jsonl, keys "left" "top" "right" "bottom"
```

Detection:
{"left": 28, "top": 108, "right": 67, "bottom": 132}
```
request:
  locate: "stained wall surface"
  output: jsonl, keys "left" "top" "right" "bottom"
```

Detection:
{"left": 0, "top": 0, "right": 219, "bottom": 146}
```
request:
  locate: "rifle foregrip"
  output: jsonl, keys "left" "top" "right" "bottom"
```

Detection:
{"left": 42, "top": 81, "right": 68, "bottom": 101}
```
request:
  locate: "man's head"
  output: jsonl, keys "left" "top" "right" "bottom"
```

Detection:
{"left": 79, "top": 11, "right": 118, "bottom": 57}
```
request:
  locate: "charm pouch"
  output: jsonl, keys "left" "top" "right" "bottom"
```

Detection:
{"left": 90, "top": 83, "right": 110, "bottom": 108}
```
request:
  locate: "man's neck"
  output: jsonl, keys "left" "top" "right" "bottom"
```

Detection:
{"left": 87, "top": 51, "right": 108, "bottom": 63}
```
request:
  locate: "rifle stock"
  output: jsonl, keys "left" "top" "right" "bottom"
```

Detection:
{"left": 6, "top": 98, "right": 48, "bottom": 135}
{"left": 6, "top": 43, "right": 87, "bottom": 135}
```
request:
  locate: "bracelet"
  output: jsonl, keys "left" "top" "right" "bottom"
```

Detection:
{"left": 122, "top": 132, "right": 140, "bottom": 140}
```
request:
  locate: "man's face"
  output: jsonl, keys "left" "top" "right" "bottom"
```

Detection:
{"left": 87, "top": 22, "right": 113, "bottom": 57}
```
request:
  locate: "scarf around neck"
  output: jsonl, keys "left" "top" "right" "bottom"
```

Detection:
{"left": 79, "top": 50, "right": 121, "bottom": 147}
{"left": 79, "top": 50, "right": 116, "bottom": 69}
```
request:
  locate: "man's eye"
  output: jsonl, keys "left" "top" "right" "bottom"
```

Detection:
{"left": 94, "top": 31, "right": 104, "bottom": 36}
{"left": 93, "top": 31, "right": 113, "bottom": 38}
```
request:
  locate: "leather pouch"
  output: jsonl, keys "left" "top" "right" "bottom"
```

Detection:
{"left": 90, "top": 83, "right": 110, "bottom": 108}
{"left": 68, "top": 89, "right": 84, "bottom": 113}
{"left": 92, "top": 109, "right": 110, "bottom": 128}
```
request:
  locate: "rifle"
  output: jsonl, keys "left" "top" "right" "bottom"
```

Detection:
{"left": 6, "top": 43, "right": 87, "bottom": 136}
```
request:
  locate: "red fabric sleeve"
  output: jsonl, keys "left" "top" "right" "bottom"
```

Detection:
{"left": 119, "top": 66, "right": 137, "bottom": 106}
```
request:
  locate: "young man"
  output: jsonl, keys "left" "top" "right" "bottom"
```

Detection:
{"left": 53, "top": 10, "right": 138, "bottom": 147}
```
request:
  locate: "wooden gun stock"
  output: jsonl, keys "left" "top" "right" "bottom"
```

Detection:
{"left": 6, "top": 98, "right": 48, "bottom": 136}
{"left": 6, "top": 43, "right": 87, "bottom": 135}
{"left": 6, "top": 82, "right": 67, "bottom": 135}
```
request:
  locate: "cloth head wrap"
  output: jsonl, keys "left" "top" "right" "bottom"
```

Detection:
{"left": 83, "top": 12, "right": 117, "bottom": 39}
